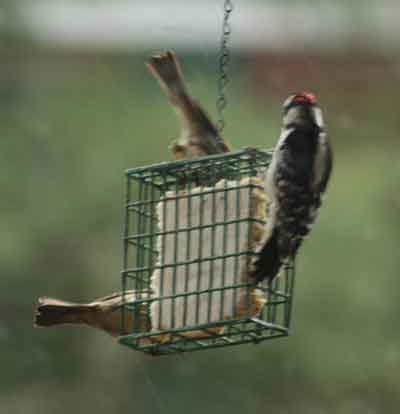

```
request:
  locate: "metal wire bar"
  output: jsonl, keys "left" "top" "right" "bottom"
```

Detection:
{"left": 182, "top": 180, "right": 192, "bottom": 327}
{"left": 124, "top": 291, "right": 287, "bottom": 309}
{"left": 242, "top": 169, "right": 253, "bottom": 341}
{"left": 120, "top": 323, "right": 288, "bottom": 355}
{"left": 125, "top": 217, "right": 267, "bottom": 244}
{"left": 124, "top": 250, "right": 258, "bottom": 274}
{"left": 284, "top": 257, "right": 296, "bottom": 329}
{"left": 195, "top": 187, "right": 205, "bottom": 325}
{"left": 207, "top": 170, "right": 217, "bottom": 324}
{"left": 130, "top": 325, "right": 279, "bottom": 349}
{"left": 125, "top": 149, "right": 272, "bottom": 177}
{"left": 121, "top": 174, "right": 131, "bottom": 334}
{"left": 170, "top": 170, "right": 180, "bottom": 329}
{"left": 270, "top": 273, "right": 280, "bottom": 329}
{"left": 120, "top": 317, "right": 288, "bottom": 341}
{"left": 219, "top": 179, "right": 229, "bottom": 320}
{"left": 232, "top": 174, "right": 241, "bottom": 319}
{"left": 126, "top": 239, "right": 158, "bottom": 255}
{"left": 157, "top": 171, "right": 168, "bottom": 330}
{"left": 146, "top": 172, "right": 157, "bottom": 324}
{"left": 123, "top": 289, "right": 289, "bottom": 306}
{"left": 126, "top": 182, "right": 266, "bottom": 209}
{"left": 133, "top": 178, "right": 145, "bottom": 332}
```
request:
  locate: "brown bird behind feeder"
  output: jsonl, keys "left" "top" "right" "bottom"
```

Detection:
{"left": 146, "top": 50, "right": 231, "bottom": 159}
{"left": 34, "top": 290, "right": 150, "bottom": 337}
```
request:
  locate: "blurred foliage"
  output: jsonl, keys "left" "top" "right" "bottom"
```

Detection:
{"left": 1, "top": 47, "right": 400, "bottom": 414}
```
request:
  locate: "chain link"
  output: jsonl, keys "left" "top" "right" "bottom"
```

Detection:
{"left": 216, "top": 0, "right": 233, "bottom": 133}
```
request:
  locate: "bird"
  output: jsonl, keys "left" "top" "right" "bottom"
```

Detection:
{"left": 252, "top": 92, "right": 333, "bottom": 283}
{"left": 146, "top": 50, "right": 231, "bottom": 160}
{"left": 34, "top": 290, "right": 150, "bottom": 337}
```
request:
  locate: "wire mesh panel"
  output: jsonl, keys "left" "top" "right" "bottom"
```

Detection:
{"left": 119, "top": 149, "right": 295, "bottom": 355}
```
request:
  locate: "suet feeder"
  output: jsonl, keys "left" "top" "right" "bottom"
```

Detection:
{"left": 119, "top": 148, "right": 296, "bottom": 355}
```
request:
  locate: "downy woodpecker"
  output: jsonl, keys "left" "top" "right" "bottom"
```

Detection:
{"left": 252, "top": 92, "right": 333, "bottom": 283}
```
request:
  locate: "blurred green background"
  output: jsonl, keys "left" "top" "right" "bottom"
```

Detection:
{"left": 1, "top": 1, "right": 400, "bottom": 413}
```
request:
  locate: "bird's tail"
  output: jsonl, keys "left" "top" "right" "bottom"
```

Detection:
{"left": 252, "top": 228, "right": 283, "bottom": 284}
{"left": 146, "top": 50, "right": 188, "bottom": 105}
{"left": 34, "top": 297, "right": 92, "bottom": 327}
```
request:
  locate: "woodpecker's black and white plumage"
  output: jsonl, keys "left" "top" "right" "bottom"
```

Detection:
{"left": 253, "top": 92, "right": 333, "bottom": 283}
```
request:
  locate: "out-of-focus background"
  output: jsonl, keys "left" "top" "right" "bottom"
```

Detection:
{"left": 2, "top": 0, "right": 399, "bottom": 412}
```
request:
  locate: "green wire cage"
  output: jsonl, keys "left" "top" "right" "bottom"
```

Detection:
{"left": 119, "top": 148, "right": 295, "bottom": 356}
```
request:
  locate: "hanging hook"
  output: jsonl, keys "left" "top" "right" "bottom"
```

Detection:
{"left": 216, "top": 0, "right": 234, "bottom": 133}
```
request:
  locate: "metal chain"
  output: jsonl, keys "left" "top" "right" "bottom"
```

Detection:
{"left": 216, "top": 0, "right": 233, "bottom": 133}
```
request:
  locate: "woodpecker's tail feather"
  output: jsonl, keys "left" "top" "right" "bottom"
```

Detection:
{"left": 146, "top": 50, "right": 188, "bottom": 104}
{"left": 252, "top": 228, "right": 283, "bottom": 284}
{"left": 34, "top": 297, "right": 92, "bottom": 327}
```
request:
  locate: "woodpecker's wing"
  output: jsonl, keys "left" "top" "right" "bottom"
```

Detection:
{"left": 252, "top": 104, "right": 332, "bottom": 284}
{"left": 252, "top": 227, "right": 282, "bottom": 283}
{"left": 312, "top": 131, "right": 333, "bottom": 195}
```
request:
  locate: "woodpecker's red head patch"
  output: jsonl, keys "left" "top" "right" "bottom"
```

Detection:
{"left": 284, "top": 92, "right": 317, "bottom": 110}
{"left": 292, "top": 92, "right": 316, "bottom": 104}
